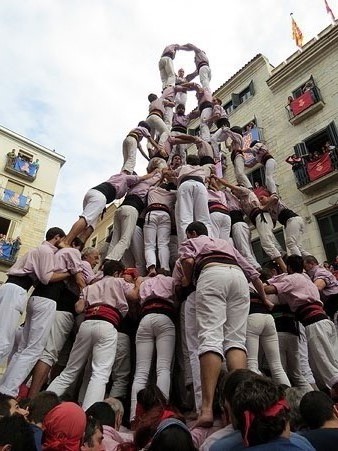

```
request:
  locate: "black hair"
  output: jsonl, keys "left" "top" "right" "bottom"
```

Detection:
{"left": 185, "top": 221, "right": 208, "bottom": 237}
{"left": 222, "top": 370, "right": 256, "bottom": 407}
{"left": 303, "top": 255, "right": 319, "bottom": 265}
{"left": 230, "top": 126, "right": 243, "bottom": 136}
{"left": 250, "top": 140, "right": 261, "bottom": 148}
{"left": 138, "top": 121, "right": 151, "bottom": 132}
{"left": 86, "top": 402, "right": 115, "bottom": 428}
{"left": 200, "top": 156, "right": 215, "bottom": 166}
{"left": 299, "top": 391, "right": 335, "bottom": 429}
{"left": 0, "top": 394, "right": 17, "bottom": 417}
{"left": 103, "top": 260, "right": 125, "bottom": 276}
{"left": 177, "top": 104, "right": 185, "bottom": 109}
{"left": 28, "top": 391, "right": 60, "bottom": 424}
{"left": 45, "top": 227, "right": 65, "bottom": 241}
{"left": 148, "top": 93, "right": 157, "bottom": 102}
{"left": 137, "top": 385, "right": 167, "bottom": 411}
{"left": 286, "top": 255, "right": 304, "bottom": 273}
{"left": 186, "top": 154, "right": 200, "bottom": 166}
{"left": 0, "top": 415, "right": 36, "bottom": 450}
{"left": 83, "top": 416, "right": 103, "bottom": 448}
{"left": 148, "top": 426, "right": 197, "bottom": 451}
{"left": 71, "top": 237, "right": 84, "bottom": 249}
{"left": 231, "top": 375, "right": 289, "bottom": 447}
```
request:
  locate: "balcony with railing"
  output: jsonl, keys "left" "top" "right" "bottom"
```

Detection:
{"left": 0, "top": 187, "right": 31, "bottom": 215}
{"left": 293, "top": 147, "right": 338, "bottom": 193}
{"left": 286, "top": 83, "right": 325, "bottom": 125}
{"left": 0, "top": 239, "right": 21, "bottom": 266}
{"left": 5, "top": 154, "right": 39, "bottom": 181}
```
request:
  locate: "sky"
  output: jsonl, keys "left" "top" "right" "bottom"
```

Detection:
{"left": 0, "top": 0, "right": 335, "bottom": 232}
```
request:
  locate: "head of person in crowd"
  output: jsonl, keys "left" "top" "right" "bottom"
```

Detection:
{"left": 186, "top": 221, "right": 208, "bottom": 239}
{"left": 230, "top": 126, "right": 243, "bottom": 136}
{"left": 231, "top": 375, "right": 290, "bottom": 447}
{"left": 27, "top": 391, "right": 60, "bottom": 427}
{"left": 82, "top": 247, "right": 100, "bottom": 269}
{"left": 178, "top": 68, "right": 185, "bottom": 78}
{"left": 68, "top": 236, "right": 84, "bottom": 251}
{"left": 286, "top": 254, "right": 304, "bottom": 274}
{"left": 323, "top": 261, "right": 331, "bottom": 270}
{"left": 212, "top": 97, "right": 222, "bottom": 106}
{"left": 137, "top": 121, "right": 151, "bottom": 133}
{"left": 103, "top": 259, "right": 125, "bottom": 278}
{"left": 303, "top": 255, "right": 319, "bottom": 273}
{"left": 186, "top": 154, "right": 200, "bottom": 167}
{"left": 0, "top": 394, "right": 28, "bottom": 418}
{"left": 300, "top": 391, "right": 338, "bottom": 430}
{"left": 86, "top": 402, "right": 116, "bottom": 429}
{"left": 42, "top": 402, "right": 86, "bottom": 451}
{"left": 104, "top": 397, "right": 125, "bottom": 431}
{"left": 148, "top": 93, "right": 157, "bottom": 103}
{"left": 122, "top": 267, "right": 139, "bottom": 284}
{"left": 148, "top": 418, "right": 196, "bottom": 451}
{"left": 147, "top": 157, "right": 167, "bottom": 173}
{"left": 285, "top": 387, "right": 308, "bottom": 431}
{"left": 176, "top": 104, "right": 185, "bottom": 116}
{"left": 170, "top": 154, "right": 182, "bottom": 169}
{"left": 81, "top": 416, "right": 104, "bottom": 451}
{"left": 46, "top": 227, "right": 66, "bottom": 247}
{"left": 0, "top": 415, "right": 36, "bottom": 451}
{"left": 220, "top": 369, "right": 256, "bottom": 427}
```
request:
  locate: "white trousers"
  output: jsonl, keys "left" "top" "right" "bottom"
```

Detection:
{"left": 109, "top": 332, "right": 131, "bottom": 398}
{"left": 146, "top": 115, "right": 170, "bottom": 145}
{"left": 144, "top": 210, "right": 171, "bottom": 271}
{"left": 164, "top": 106, "right": 174, "bottom": 128}
{"left": 264, "top": 158, "right": 277, "bottom": 194}
{"left": 159, "top": 56, "right": 175, "bottom": 88}
{"left": 169, "top": 234, "right": 178, "bottom": 270}
{"left": 246, "top": 314, "right": 290, "bottom": 386}
{"left": 0, "top": 284, "right": 27, "bottom": 364}
{"left": 40, "top": 311, "right": 74, "bottom": 367}
{"left": 256, "top": 212, "right": 282, "bottom": 260}
{"left": 185, "top": 292, "right": 202, "bottom": 411}
{"left": 196, "top": 265, "right": 250, "bottom": 357}
{"left": 210, "top": 212, "right": 231, "bottom": 240}
{"left": 277, "top": 332, "right": 313, "bottom": 391}
{"left": 106, "top": 205, "right": 139, "bottom": 261}
{"left": 48, "top": 319, "right": 118, "bottom": 411}
{"left": 199, "top": 65, "right": 211, "bottom": 89}
{"left": 298, "top": 324, "right": 316, "bottom": 385}
{"left": 123, "top": 225, "right": 147, "bottom": 276}
{"left": 175, "top": 180, "right": 212, "bottom": 245}
{"left": 200, "top": 108, "right": 212, "bottom": 142}
{"left": 306, "top": 319, "right": 338, "bottom": 389}
{"left": 122, "top": 136, "right": 137, "bottom": 174}
{"left": 232, "top": 222, "right": 261, "bottom": 270}
{"left": 81, "top": 189, "right": 107, "bottom": 229}
{"left": 285, "top": 217, "right": 310, "bottom": 257}
{"left": 0, "top": 296, "right": 56, "bottom": 396}
{"left": 234, "top": 155, "right": 252, "bottom": 189}
{"left": 179, "top": 301, "right": 193, "bottom": 387}
{"left": 130, "top": 313, "right": 175, "bottom": 421}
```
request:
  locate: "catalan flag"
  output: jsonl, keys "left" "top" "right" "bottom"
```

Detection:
{"left": 324, "top": 0, "right": 336, "bottom": 22}
{"left": 291, "top": 14, "right": 303, "bottom": 48}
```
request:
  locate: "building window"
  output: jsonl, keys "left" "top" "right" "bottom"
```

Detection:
{"left": 252, "top": 229, "right": 286, "bottom": 267}
{"left": 317, "top": 210, "right": 338, "bottom": 263}
{"left": 0, "top": 216, "right": 11, "bottom": 236}
{"left": 247, "top": 166, "right": 266, "bottom": 189}
{"left": 223, "top": 100, "right": 235, "bottom": 116}
{"left": 91, "top": 237, "right": 97, "bottom": 247}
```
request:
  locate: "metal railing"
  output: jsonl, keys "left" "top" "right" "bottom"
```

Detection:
{"left": 294, "top": 147, "right": 338, "bottom": 188}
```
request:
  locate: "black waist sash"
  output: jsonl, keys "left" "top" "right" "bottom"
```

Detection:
{"left": 92, "top": 182, "right": 117, "bottom": 204}
{"left": 295, "top": 302, "right": 328, "bottom": 327}
{"left": 194, "top": 252, "right": 239, "bottom": 283}
{"left": 179, "top": 175, "right": 204, "bottom": 187}
{"left": 121, "top": 194, "right": 144, "bottom": 214}
{"left": 199, "top": 101, "right": 213, "bottom": 112}
{"left": 32, "top": 280, "right": 64, "bottom": 302}
{"left": 6, "top": 275, "right": 33, "bottom": 290}
{"left": 278, "top": 209, "right": 298, "bottom": 227}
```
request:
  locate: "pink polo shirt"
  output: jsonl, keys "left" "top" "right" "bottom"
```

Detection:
{"left": 172, "top": 111, "right": 199, "bottom": 129}
{"left": 8, "top": 241, "right": 57, "bottom": 285}
{"left": 179, "top": 235, "right": 260, "bottom": 281}
{"left": 128, "top": 173, "right": 161, "bottom": 203}
{"left": 54, "top": 248, "right": 82, "bottom": 275}
{"left": 127, "top": 126, "right": 151, "bottom": 140}
{"left": 194, "top": 48, "right": 209, "bottom": 67}
{"left": 81, "top": 260, "right": 96, "bottom": 285}
{"left": 161, "top": 44, "right": 178, "bottom": 58}
{"left": 307, "top": 265, "right": 338, "bottom": 299}
{"left": 268, "top": 272, "right": 322, "bottom": 312}
{"left": 197, "top": 140, "right": 213, "bottom": 158}
{"left": 102, "top": 425, "right": 132, "bottom": 451}
{"left": 139, "top": 275, "right": 175, "bottom": 305}
{"left": 83, "top": 276, "right": 132, "bottom": 317}
{"left": 149, "top": 98, "right": 166, "bottom": 116}
{"left": 177, "top": 164, "right": 206, "bottom": 184}
{"left": 224, "top": 190, "right": 241, "bottom": 211}
{"left": 105, "top": 173, "right": 140, "bottom": 200}
{"left": 234, "top": 186, "right": 261, "bottom": 217}
{"left": 147, "top": 186, "right": 176, "bottom": 210}
{"left": 207, "top": 189, "right": 228, "bottom": 207}
{"left": 197, "top": 88, "right": 213, "bottom": 105}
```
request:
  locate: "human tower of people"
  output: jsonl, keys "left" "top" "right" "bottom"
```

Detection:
{"left": 0, "top": 42, "right": 338, "bottom": 450}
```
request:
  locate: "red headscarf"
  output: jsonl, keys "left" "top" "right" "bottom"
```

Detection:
{"left": 42, "top": 402, "right": 86, "bottom": 451}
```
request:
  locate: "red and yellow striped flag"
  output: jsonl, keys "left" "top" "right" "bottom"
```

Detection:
{"left": 291, "top": 14, "right": 303, "bottom": 48}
